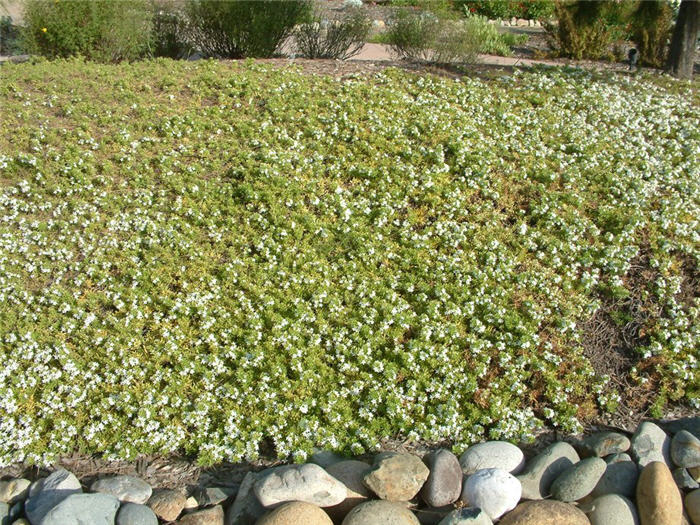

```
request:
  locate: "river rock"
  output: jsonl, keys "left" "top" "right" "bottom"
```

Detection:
{"left": 586, "top": 494, "right": 638, "bottom": 525}
{"left": 420, "top": 449, "right": 462, "bottom": 507}
{"left": 310, "top": 450, "right": 346, "bottom": 469}
{"left": 25, "top": 469, "right": 82, "bottom": 525}
{"left": 363, "top": 453, "right": 430, "bottom": 501}
{"left": 38, "top": 493, "right": 120, "bottom": 525}
{"left": 341, "top": 500, "right": 420, "bottom": 525}
{"left": 437, "top": 507, "right": 492, "bottom": 525}
{"left": 176, "top": 505, "right": 224, "bottom": 525}
{"left": 459, "top": 442, "right": 525, "bottom": 475}
{"left": 0, "top": 479, "right": 30, "bottom": 504}
{"left": 0, "top": 503, "right": 8, "bottom": 525}
{"left": 90, "top": 475, "right": 152, "bottom": 504}
{"left": 631, "top": 422, "right": 671, "bottom": 468}
{"left": 147, "top": 489, "right": 186, "bottom": 522}
{"left": 256, "top": 502, "right": 332, "bottom": 525}
{"left": 580, "top": 432, "right": 630, "bottom": 458}
{"left": 225, "top": 471, "right": 266, "bottom": 525}
{"left": 636, "top": 461, "right": 682, "bottom": 525}
{"left": 193, "top": 486, "right": 235, "bottom": 507}
{"left": 499, "top": 500, "right": 589, "bottom": 525}
{"left": 659, "top": 417, "right": 700, "bottom": 439}
{"left": 671, "top": 430, "right": 700, "bottom": 468}
{"left": 325, "top": 460, "right": 372, "bottom": 521}
{"left": 606, "top": 453, "right": 633, "bottom": 463}
{"left": 516, "top": 441, "right": 580, "bottom": 499}
{"left": 689, "top": 467, "right": 700, "bottom": 482}
{"left": 116, "top": 502, "right": 159, "bottom": 525}
{"left": 686, "top": 489, "right": 700, "bottom": 525}
{"left": 591, "top": 458, "right": 639, "bottom": 498}
{"left": 254, "top": 463, "right": 346, "bottom": 508}
{"left": 673, "top": 467, "right": 699, "bottom": 489}
{"left": 461, "top": 468, "right": 521, "bottom": 520}
{"left": 551, "top": 457, "right": 606, "bottom": 502}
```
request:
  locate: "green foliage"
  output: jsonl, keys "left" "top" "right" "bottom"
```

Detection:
{"left": 630, "top": 0, "right": 673, "bottom": 68}
{"left": 545, "top": 0, "right": 634, "bottom": 60}
{"left": 294, "top": 7, "right": 372, "bottom": 60}
{"left": 457, "top": 0, "right": 555, "bottom": 20}
{"left": 151, "top": 3, "right": 193, "bottom": 59}
{"left": 462, "top": 12, "right": 528, "bottom": 56}
{"left": 0, "top": 15, "right": 22, "bottom": 55}
{"left": 386, "top": 9, "right": 480, "bottom": 63}
{"left": 184, "top": 0, "right": 312, "bottom": 59}
{"left": 21, "top": 0, "right": 152, "bottom": 62}
{"left": 0, "top": 60, "right": 697, "bottom": 465}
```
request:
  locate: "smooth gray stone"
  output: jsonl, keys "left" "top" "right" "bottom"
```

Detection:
{"left": 9, "top": 501, "right": 22, "bottom": 521}
{"left": 659, "top": 417, "right": 700, "bottom": 439}
{"left": 90, "top": 475, "right": 152, "bottom": 504}
{"left": 254, "top": 463, "right": 346, "bottom": 508}
{"left": 630, "top": 422, "right": 671, "bottom": 467}
{"left": 459, "top": 442, "right": 525, "bottom": 475}
{"left": 420, "top": 449, "right": 462, "bottom": 507}
{"left": 605, "top": 453, "right": 633, "bottom": 464}
{"left": 437, "top": 507, "right": 493, "bottom": 525}
{"left": 586, "top": 494, "right": 639, "bottom": 525}
{"left": 579, "top": 432, "right": 630, "bottom": 458}
{"left": 516, "top": 442, "right": 580, "bottom": 500}
{"left": 116, "top": 503, "right": 158, "bottom": 525}
{"left": 671, "top": 430, "right": 700, "bottom": 468}
{"left": 413, "top": 505, "right": 453, "bottom": 525}
{"left": 0, "top": 479, "right": 31, "bottom": 504}
{"left": 672, "top": 467, "right": 699, "bottom": 490}
{"left": 25, "top": 469, "right": 82, "bottom": 525}
{"left": 38, "top": 493, "right": 119, "bottom": 525}
{"left": 224, "top": 472, "right": 266, "bottom": 525}
{"left": 0, "top": 502, "right": 9, "bottom": 525}
{"left": 551, "top": 457, "right": 606, "bottom": 502}
{"left": 193, "top": 486, "right": 236, "bottom": 507}
{"left": 591, "top": 460, "right": 639, "bottom": 498}
{"left": 310, "top": 449, "right": 346, "bottom": 469}
{"left": 341, "top": 500, "right": 420, "bottom": 525}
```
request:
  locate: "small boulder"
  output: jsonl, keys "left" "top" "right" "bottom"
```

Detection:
{"left": 420, "top": 449, "right": 462, "bottom": 507}
{"left": 673, "top": 467, "right": 699, "bottom": 490}
{"left": 193, "top": 486, "right": 235, "bottom": 507}
{"left": 437, "top": 507, "right": 492, "bottom": 525}
{"left": 25, "top": 469, "right": 82, "bottom": 525}
{"left": 310, "top": 450, "right": 346, "bottom": 469}
{"left": 459, "top": 442, "right": 525, "bottom": 475}
{"left": 254, "top": 464, "right": 346, "bottom": 509}
{"left": 325, "top": 460, "right": 372, "bottom": 521}
{"left": 551, "top": 457, "right": 606, "bottom": 502}
{"left": 516, "top": 442, "right": 580, "bottom": 500}
{"left": 0, "top": 479, "right": 31, "bottom": 504}
{"left": 341, "top": 500, "right": 420, "bottom": 525}
{"left": 38, "top": 493, "right": 119, "bottom": 525}
{"left": 147, "top": 489, "right": 187, "bottom": 522}
{"left": 256, "top": 502, "right": 332, "bottom": 525}
{"left": 90, "top": 475, "right": 152, "bottom": 504}
{"left": 636, "top": 461, "right": 682, "bottom": 525}
{"left": 579, "top": 432, "right": 630, "bottom": 458}
{"left": 461, "top": 468, "right": 521, "bottom": 520}
{"left": 116, "top": 502, "right": 159, "bottom": 525}
{"left": 671, "top": 430, "right": 700, "bottom": 468}
{"left": 176, "top": 505, "right": 224, "bottom": 525}
{"left": 225, "top": 471, "right": 266, "bottom": 525}
{"left": 685, "top": 489, "right": 700, "bottom": 525}
{"left": 363, "top": 453, "right": 430, "bottom": 502}
{"left": 586, "top": 494, "right": 639, "bottom": 525}
{"left": 631, "top": 422, "right": 671, "bottom": 468}
{"left": 591, "top": 458, "right": 639, "bottom": 499}
{"left": 499, "top": 500, "right": 589, "bottom": 525}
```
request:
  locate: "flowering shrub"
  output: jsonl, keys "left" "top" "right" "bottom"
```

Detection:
{"left": 0, "top": 59, "right": 697, "bottom": 467}
{"left": 294, "top": 8, "right": 372, "bottom": 60}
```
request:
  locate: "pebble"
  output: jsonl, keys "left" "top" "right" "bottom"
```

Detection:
{"left": 116, "top": 502, "right": 159, "bottom": 525}
{"left": 176, "top": 505, "right": 224, "bottom": 525}
{"left": 0, "top": 479, "right": 31, "bottom": 504}
{"left": 591, "top": 458, "right": 639, "bottom": 498}
{"left": 341, "top": 500, "right": 420, "bottom": 525}
{"left": 193, "top": 486, "right": 235, "bottom": 507}
{"left": 671, "top": 430, "right": 700, "bottom": 468}
{"left": 459, "top": 442, "right": 525, "bottom": 475}
{"left": 461, "top": 468, "right": 521, "bottom": 520}
{"left": 631, "top": 422, "right": 671, "bottom": 468}
{"left": 686, "top": 489, "right": 700, "bottom": 525}
{"left": 325, "top": 460, "right": 372, "bottom": 521}
{"left": 256, "top": 502, "right": 332, "bottom": 525}
{"left": 437, "top": 507, "right": 493, "bottom": 525}
{"left": 90, "top": 475, "right": 152, "bottom": 504}
{"left": 363, "top": 453, "right": 430, "bottom": 502}
{"left": 310, "top": 450, "right": 346, "bottom": 469}
{"left": 254, "top": 463, "right": 346, "bottom": 508}
{"left": 24, "top": 469, "right": 82, "bottom": 525}
{"left": 516, "top": 441, "right": 580, "bottom": 499}
{"left": 147, "top": 488, "right": 187, "bottom": 522}
{"left": 659, "top": 417, "right": 700, "bottom": 439}
{"left": 606, "top": 453, "right": 633, "bottom": 463}
{"left": 14, "top": 519, "right": 30, "bottom": 525}
{"left": 0, "top": 503, "right": 7, "bottom": 525}
{"left": 673, "top": 467, "right": 699, "bottom": 489}
{"left": 184, "top": 496, "right": 199, "bottom": 511}
{"left": 550, "top": 457, "right": 606, "bottom": 502}
{"left": 420, "top": 449, "right": 462, "bottom": 507}
{"left": 636, "top": 461, "right": 682, "bottom": 525}
{"left": 38, "top": 493, "right": 120, "bottom": 525}
{"left": 585, "top": 494, "right": 639, "bottom": 525}
{"left": 224, "top": 471, "right": 266, "bottom": 525}
{"left": 499, "top": 500, "right": 590, "bottom": 525}
{"left": 580, "top": 432, "right": 630, "bottom": 458}
{"left": 690, "top": 466, "right": 700, "bottom": 482}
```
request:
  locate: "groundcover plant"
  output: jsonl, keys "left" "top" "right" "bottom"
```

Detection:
{"left": 0, "top": 59, "right": 697, "bottom": 466}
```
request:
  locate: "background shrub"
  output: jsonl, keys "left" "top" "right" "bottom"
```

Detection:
{"left": 386, "top": 9, "right": 480, "bottom": 63}
{"left": 21, "top": 0, "right": 152, "bottom": 62}
{"left": 457, "top": 0, "right": 555, "bottom": 20}
{"left": 185, "top": 0, "right": 312, "bottom": 59}
{"left": 0, "top": 15, "right": 22, "bottom": 55}
{"left": 151, "top": 3, "right": 193, "bottom": 59}
{"left": 462, "top": 11, "right": 528, "bottom": 56}
{"left": 630, "top": 0, "right": 673, "bottom": 68}
{"left": 295, "top": 7, "right": 372, "bottom": 60}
